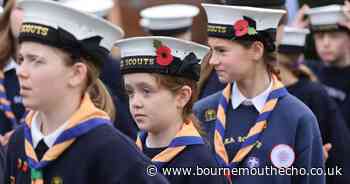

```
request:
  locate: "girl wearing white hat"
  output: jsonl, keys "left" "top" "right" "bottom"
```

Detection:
{"left": 194, "top": 4, "right": 325, "bottom": 184}
{"left": 4, "top": 1, "right": 169, "bottom": 184}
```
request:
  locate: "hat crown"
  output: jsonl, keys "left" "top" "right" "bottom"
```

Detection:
{"left": 280, "top": 26, "right": 309, "bottom": 46}
{"left": 141, "top": 4, "right": 199, "bottom": 19}
{"left": 306, "top": 4, "right": 347, "bottom": 30}
{"left": 62, "top": 0, "right": 114, "bottom": 17}
{"left": 115, "top": 36, "right": 209, "bottom": 61}
{"left": 140, "top": 4, "right": 199, "bottom": 31}
{"left": 115, "top": 36, "right": 210, "bottom": 81}
{"left": 202, "top": 3, "right": 285, "bottom": 31}
{"left": 18, "top": 0, "right": 124, "bottom": 51}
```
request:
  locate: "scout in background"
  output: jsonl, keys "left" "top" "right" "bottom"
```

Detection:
{"left": 277, "top": 26, "right": 350, "bottom": 184}
{"left": 305, "top": 3, "right": 350, "bottom": 130}
{"left": 4, "top": 1, "right": 169, "bottom": 183}
{"left": 0, "top": 0, "right": 26, "bottom": 145}
{"left": 139, "top": 3, "right": 226, "bottom": 99}
{"left": 140, "top": 4, "right": 199, "bottom": 40}
{"left": 194, "top": 4, "right": 325, "bottom": 183}
{"left": 116, "top": 36, "right": 227, "bottom": 184}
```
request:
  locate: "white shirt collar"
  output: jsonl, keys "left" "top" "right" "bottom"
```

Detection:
{"left": 231, "top": 81, "right": 273, "bottom": 113}
{"left": 3, "top": 58, "right": 18, "bottom": 73}
{"left": 31, "top": 112, "right": 69, "bottom": 148}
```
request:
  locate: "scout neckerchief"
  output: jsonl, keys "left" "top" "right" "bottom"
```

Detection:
{"left": 24, "top": 94, "right": 111, "bottom": 184}
{"left": 0, "top": 70, "right": 19, "bottom": 128}
{"left": 214, "top": 75, "right": 288, "bottom": 180}
{"left": 136, "top": 120, "right": 204, "bottom": 170}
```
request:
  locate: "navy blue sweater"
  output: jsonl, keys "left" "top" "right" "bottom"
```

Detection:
{"left": 4, "top": 124, "right": 169, "bottom": 184}
{"left": 100, "top": 56, "right": 138, "bottom": 140}
{"left": 199, "top": 71, "right": 226, "bottom": 100}
{"left": 287, "top": 77, "right": 350, "bottom": 184}
{"left": 0, "top": 69, "right": 25, "bottom": 135}
{"left": 193, "top": 90, "right": 325, "bottom": 184}
{"left": 142, "top": 141, "right": 228, "bottom": 184}
{"left": 317, "top": 65, "right": 350, "bottom": 130}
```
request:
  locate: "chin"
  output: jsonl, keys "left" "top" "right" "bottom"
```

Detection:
{"left": 21, "top": 99, "right": 34, "bottom": 109}
{"left": 135, "top": 121, "right": 151, "bottom": 132}
{"left": 216, "top": 74, "right": 229, "bottom": 83}
{"left": 321, "top": 58, "right": 337, "bottom": 65}
{"left": 218, "top": 78, "right": 229, "bottom": 84}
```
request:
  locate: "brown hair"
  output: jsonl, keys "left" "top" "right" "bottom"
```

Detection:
{"left": 0, "top": 0, "right": 16, "bottom": 69}
{"left": 59, "top": 51, "right": 116, "bottom": 121}
{"left": 151, "top": 73, "right": 204, "bottom": 135}
{"left": 197, "top": 49, "right": 214, "bottom": 95}
{"left": 278, "top": 53, "right": 317, "bottom": 82}
{"left": 236, "top": 39, "right": 281, "bottom": 80}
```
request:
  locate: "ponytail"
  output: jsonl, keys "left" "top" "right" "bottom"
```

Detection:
{"left": 278, "top": 53, "right": 317, "bottom": 82}
{"left": 88, "top": 79, "right": 116, "bottom": 121}
{"left": 197, "top": 50, "right": 214, "bottom": 95}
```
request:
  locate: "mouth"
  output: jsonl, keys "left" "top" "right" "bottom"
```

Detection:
{"left": 134, "top": 114, "right": 146, "bottom": 118}
{"left": 20, "top": 85, "right": 32, "bottom": 95}
{"left": 133, "top": 113, "right": 147, "bottom": 122}
{"left": 215, "top": 69, "right": 226, "bottom": 75}
{"left": 321, "top": 51, "right": 333, "bottom": 56}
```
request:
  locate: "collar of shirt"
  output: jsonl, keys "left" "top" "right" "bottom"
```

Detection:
{"left": 31, "top": 112, "right": 69, "bottom": 148}
{"left": 231, "top": 81, "right": 272, "bottom": 113}
{"left": 3, "top": 58, "right": 18, "bottom": 73}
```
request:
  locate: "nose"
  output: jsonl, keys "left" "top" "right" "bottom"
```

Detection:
{"left": 322, "top": 34, "right": 331, "bottom": 48}
{"left": 129, "top": 93, "right": 143, "bottom": 110}
{"left": 16, "top": 61, "right": 30, "bottom": 80}
{"left": 209, "top": 52, "right": 220, "bottom": 66}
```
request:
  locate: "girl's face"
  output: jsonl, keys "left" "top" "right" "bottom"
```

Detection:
{"left": 314, "top": 31, "right": 350, "bottom": 66}
{"left": 208, "top": 37, "right": 257, "bottom": 83}
{"left": 124, "top": 73, "right": 181, "bottom": 133}
{"left": 10, "top": 6, "right": 23, "bottom": 38}
{"left": 17, "top": 42, "right": 75, "bottom": 111}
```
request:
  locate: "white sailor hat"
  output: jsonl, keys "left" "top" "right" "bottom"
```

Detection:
{"left": 16, "top": 0, "right": 114, "bottom": 17}
{"left": 115, "top": 36, "right": 210, "bottom": 81}
{"left": 61, "top": 0, "right": 114, "bottom": 17}
{"left": 202, "top": 3, "right": 285, "bottom": 51}
{"left": 278, "top": 26, "right": 310, "bottom": 53}
{"left": 140, "top": 4, "right": 199, "bottom": 36}
{"left": 18, "top": 0, "right": 124, "bottom": 66}
{"left": 306, "top": 4, "right": 348, "bottom": 31}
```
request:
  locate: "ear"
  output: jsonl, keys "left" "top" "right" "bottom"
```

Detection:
{"left": 68, "top": 62, "right": 88, "bottom": 88}
{"left": 249, "top": 41, "right": 265, "bottom": 61}
{"left": 175, "top": 85, "right": 192, "bottom": 109}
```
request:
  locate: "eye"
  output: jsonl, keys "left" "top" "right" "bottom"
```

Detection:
{"left": 142, "top": 88, "right": 151, "bottom": 96}
{"left": 17, "top": 55, "right": 24, "bottom": 65}
{"left": 33, "top": 59, "right": 44, "bottom": 65}
{"left": 218, "top": 48, "right": 226, "bottom": 53}
{"left": 125, "top": 88, "right": 134, "bottom": 98}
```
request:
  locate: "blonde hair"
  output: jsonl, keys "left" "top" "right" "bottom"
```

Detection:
{"left": 0, "top": 0, "right": 16, "bottom": 69}
{"left": 59, "top": 50, "right": 116, "bottom": 121}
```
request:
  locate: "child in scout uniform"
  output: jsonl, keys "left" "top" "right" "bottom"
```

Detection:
{"left": 139, "top": 3, "right": 226, "bottom": 99}
{"left": 0, "top": 0, "right": 26, "bottom": 143}
{"left": 64, "top": 0, "right": 139, "bottom": 140}
{"left": 4, "top": 1, "right": 169, "bottom": 184}
{"left": 277, "top": 26, "right": 350, "bottom": 184}
{"left": 305, "top": 4, "right": 350, "bottom": 130}
{"left": 193, "top": 4, "right": 325, "bottom": 184}
{"left": 116, "top": 36, "right": 227, "bottom": 184}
